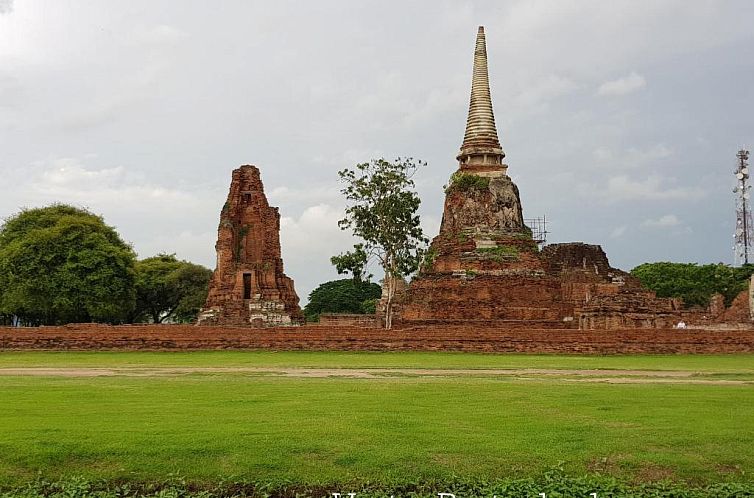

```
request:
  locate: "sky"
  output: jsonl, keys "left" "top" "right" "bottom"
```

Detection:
{"left": 1, "top": 0, "right": 753, "bottom": 303}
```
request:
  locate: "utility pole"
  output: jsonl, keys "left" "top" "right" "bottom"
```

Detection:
{"left": 734, "top": 149, "right": 752, "bottom": 265}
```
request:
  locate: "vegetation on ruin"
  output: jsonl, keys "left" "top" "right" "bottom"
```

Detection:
{"left": 0, "top": 205, "right": 137, "bottom": 325}
{"left": 475, "top": 244, "right": 520, "bottom": 262}
{"left": 419, "top": 246, "right": 438, "bottom": 271}
{"left": 336, "top": 158, "right": 429, "bottom": 329}
{"left": 0, "top": 352, "right": 752, "bottom": 489}
{"left": 232, "top": 224, "right": 250, "bottom": 263}
{"left": 444, "top": 171, "right": 490, "bottom": 194}
{"left": 631, "top": 262, "right": 754, "bottom": 307}
{"left": 132, "top": 254, "right": 212, "bottom": 323}
{"left": 303, "top": 278, "right": 381, "bottom": 322}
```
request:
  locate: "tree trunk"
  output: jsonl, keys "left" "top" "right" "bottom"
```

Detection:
{"left": 384, "top": 256, "right": 396, "bottom": 330}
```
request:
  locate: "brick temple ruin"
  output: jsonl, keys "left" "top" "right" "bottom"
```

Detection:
{"left": 194, "top": 27, "right": 751, "bottom": 332}
{"left": 385, "top": 27, "right": 683, "bottom": 329}
{"left": 197, "top": 165, "right": 304, "bottom": 326}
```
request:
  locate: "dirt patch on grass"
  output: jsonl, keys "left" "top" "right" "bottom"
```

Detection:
{"left": 0, "top": 367, "right": 752, "bottom": 385}
{"left": 634, "top": 463, "right": 677, "bottom": 482}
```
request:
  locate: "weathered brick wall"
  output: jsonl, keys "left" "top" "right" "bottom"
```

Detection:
{"left": 720, "top": 289, "right": 752, "bottom": 323}
{"left": 318, "top": 314, "right": 378, "bottom": 327}
{"left": 398, "top": 273, "right": 571, "bottom": 321}
{"left": 2, "top": 324, "right": 754, "bottom": 354}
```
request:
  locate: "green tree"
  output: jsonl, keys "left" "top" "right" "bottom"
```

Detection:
{"left": 336, "top": 158, "right": 428, "bottom": 328}
{"left": 631, "top": 262, "right": 754, "bottom": 307}
{"left": 330, "top": 243, "right": 370, "bottom": 283}
{"left": 132, "top": 254, "right": 212, "bottom": 323}
{"left": 303, "top": 279, "right": 382, "bottom": 322}
{"left": 0, "top": 204, "right": 136, "bottom": 325}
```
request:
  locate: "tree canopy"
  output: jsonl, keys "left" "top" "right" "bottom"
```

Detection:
{"left": 133, "top": 254, "right": 213, "bottom": 323}
{"left": 0, "top": 204, "right": 137, "bottom": 325}
{"left": 303, "top": 278, "right": 382, "bottom": 322}
{"left": 630, "top": 262, "right": 754, "bottom": 308}
{"left": 336, "top": 157, "right": 428, "bottom": 328}
{"left": 330, "top": 243, "right": 370, "bottom": 283}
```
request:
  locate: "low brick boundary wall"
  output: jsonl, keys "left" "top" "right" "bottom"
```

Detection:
{"left": 2, "top": 324, "right": 754, "bottom": 353}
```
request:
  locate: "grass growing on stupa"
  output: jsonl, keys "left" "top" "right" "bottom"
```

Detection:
{"left": 0, "top": 351, "right": 752, "bottom": 488}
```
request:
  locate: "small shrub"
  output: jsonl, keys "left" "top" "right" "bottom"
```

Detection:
{"left": 420, "top": 247, "right": 439, "bottom": 270}
{"left": 476, "top": 245, "right": 519, "bottom": 262}
{"left": 445, "top": 172, "right": 490, "bottom": 194}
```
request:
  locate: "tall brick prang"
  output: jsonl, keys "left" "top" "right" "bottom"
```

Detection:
{"left": 198, "top": 165, "right": 304, "bottom": 326}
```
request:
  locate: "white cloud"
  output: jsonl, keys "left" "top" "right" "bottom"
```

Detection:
{"left": 592, "top": 147, "right": 613, "bottom": 162}
{"left": 592, "top": 143, "right": 674, "bottom": 169}
{"left": 627, "top": 143, "right": 673, "bottom": 163}
{"left": 513, "top": 74, "right": 579, "bottom": 111}
{"left": 597, "top": 72, "right": 646, "bottom": 96}
{"left": 29, "top": 158, "right": 194, "bottom": 207}
{"left": 641, "top": 214, "right": 681, "bottom": 228}
{"left": 132, "top": 24, "right": 188, "bottom": 46}
{"left": 603, "top": 175, "right": 705, "bottom": 201}
{"left": 610, "top": 225, "right": 627, "bottom": 238}
{"left": 0, "top": 0, "right": 12, "bottom": 14}
{"left": 268, "top": 184, "right": 341, "bottom": 206}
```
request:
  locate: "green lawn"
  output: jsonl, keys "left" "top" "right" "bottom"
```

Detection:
{"left": 0, "top": 351, "right": 753, "bottom": 488}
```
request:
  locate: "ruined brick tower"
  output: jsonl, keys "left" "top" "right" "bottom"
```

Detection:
{"left": 198, "top": 165, "right": 304, "bottom": 326}
{"left": 394, "top": 27, "right": 569, "bottom": 324}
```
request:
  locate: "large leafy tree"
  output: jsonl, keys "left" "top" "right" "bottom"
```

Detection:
{"left": 336, "top": 158, "right": 428, "bottom": 328}
{"left": 303, "top": 278, "right": 382, "bottom": 322}
{"left": 0, "top": 204, "right": 136, "bottom": 325}
{"left": 631, "top": 262, "right": 754, "bottom": 308}
{"left": 132, "top": 254, "right": 212, "bottom": 323}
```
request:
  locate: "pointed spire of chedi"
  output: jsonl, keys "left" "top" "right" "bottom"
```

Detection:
{"left": 457, "top": 26, "right": 506, "bottom": 173}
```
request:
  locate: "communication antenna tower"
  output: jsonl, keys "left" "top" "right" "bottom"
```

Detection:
{"left": 733, "top": 149, "right": 752, "bottom": 265}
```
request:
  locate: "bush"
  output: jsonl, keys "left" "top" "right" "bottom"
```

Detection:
{"left": 304, "top": 279, "right": 382, "bottom": 322}
{"left": 631, "top": 262, "right": 754, "bottom": 307}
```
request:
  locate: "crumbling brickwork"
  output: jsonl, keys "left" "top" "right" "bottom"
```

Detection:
{"left": 542, "top": 243, "right": 682, "bottom": 329}
{"left": 198, "top": 166, "right": 303, "bottom": 326}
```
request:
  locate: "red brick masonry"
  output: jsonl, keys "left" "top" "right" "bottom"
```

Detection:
{"left": 2, "top": 324, "right": 754, "bottom": 354}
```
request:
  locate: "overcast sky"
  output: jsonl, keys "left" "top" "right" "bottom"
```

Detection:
{"left": 2, "top": 1, "right": 754, "bottom": 303}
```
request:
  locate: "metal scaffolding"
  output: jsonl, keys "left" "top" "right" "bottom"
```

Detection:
{"left": 525, "top": 216, "right": 548, "bottom": 247}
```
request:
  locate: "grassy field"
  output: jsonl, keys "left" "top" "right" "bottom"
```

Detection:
{"left": 1, "top": 351, "right": 753, "bottom": 489}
